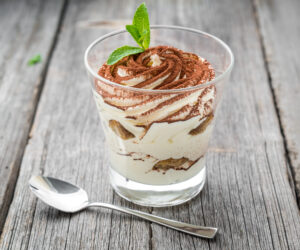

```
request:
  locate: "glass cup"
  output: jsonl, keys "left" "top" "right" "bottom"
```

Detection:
{"left": 84, "top": 25, "right": 234, "bottom": 207}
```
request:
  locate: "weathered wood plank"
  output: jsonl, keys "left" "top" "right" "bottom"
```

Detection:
{"left": 254, "top": 0, "right": 300, "bottom": 203}
{"left": 0, "top": 0, "right": 150, "bottom": 249}
{"left": 0, "top": 0, "right": 65, "bottom": 234}
{"left": 149, "top": 0, "right": 300, "bottom": 249}
{"left": 1, "top": 0, "right": 300, "bottom": 250}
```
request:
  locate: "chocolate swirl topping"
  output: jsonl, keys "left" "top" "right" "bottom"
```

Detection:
{"left": 99, "top": 46, "right": 215, "bottom": 89}
{"left": 95, "top": 46, "right": 216, "bottom": 127}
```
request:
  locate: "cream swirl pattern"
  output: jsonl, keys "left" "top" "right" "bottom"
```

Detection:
{"left": 96, "top": 46, "right": 216, "bottom": 127}
{"left": 93, "top": 46, "right": 217, "bottom": 183}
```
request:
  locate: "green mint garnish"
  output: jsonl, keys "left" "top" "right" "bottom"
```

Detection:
{"left": 28, "top": 54, "right": 42, "bottom": 66}
{"left": 127, "top": 2, "right": 150, "bottom": 50}
{"left": 107, "top": 3, "right": 150, "bottom": 65}
{"left": 107, "top": 46, "right": 144, "bottom": 65}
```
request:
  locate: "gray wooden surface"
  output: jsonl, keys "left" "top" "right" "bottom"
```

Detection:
{"left": 0, "top": 0, "right": 65, "bottom": 233}
{"left": 254, "top": 0, "right": 300, "bottom": 203}
{"left": 0, "top": 0, "right": 299, "bottom": 249}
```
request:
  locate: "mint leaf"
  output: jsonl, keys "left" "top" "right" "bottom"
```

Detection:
{"left": 28, "top": 54, "right": 41, "bottom": 66}
{"left": 138, "top": 30, "right": 149, "bottom": 42}
{"left": 132, "top": 3, "right": 150, "bottom": 49}
{"left": 107, "top": 46, "right": 144, "bottom": 65}
{"left": 126, "top": 25, "right": 142, "bottom": 47}
{"left": 106, "top": 3, "right": 151, "bottom": 65}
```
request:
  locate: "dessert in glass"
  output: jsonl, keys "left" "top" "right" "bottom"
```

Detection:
{"left": 85, "top": 26, "right": 233, "bottom": 206}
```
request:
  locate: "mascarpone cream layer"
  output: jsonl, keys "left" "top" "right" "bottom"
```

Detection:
{"left": 94, "top": 90, "right": 214, "bottom": 184}
{"left": 93, "top": 46, "right": 216, "bottom": 184}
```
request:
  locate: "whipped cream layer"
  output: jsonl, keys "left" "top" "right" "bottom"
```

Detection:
{"left": 95, "top": 104, "right": 214, "bottom": 184}
{"left": 97, "top": 46, "right": 215, "bottom": 126}
{"left": 94, "top": 46, "right": 216, "bottom": 185}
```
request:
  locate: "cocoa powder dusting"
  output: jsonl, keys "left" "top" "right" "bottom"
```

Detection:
{"left": 94, "top": 46, "right": 216, "bottom": 127}
{"left": 98, "top": 46, "right": 214, "bottom": 90}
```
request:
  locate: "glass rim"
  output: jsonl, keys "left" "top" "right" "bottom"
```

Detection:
{"left": 84, "top": 25, "right": 234, "bottom": 93}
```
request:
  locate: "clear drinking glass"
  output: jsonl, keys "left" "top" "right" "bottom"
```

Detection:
{"left": 84, "top": 25, "right": 234, "bottom": 207}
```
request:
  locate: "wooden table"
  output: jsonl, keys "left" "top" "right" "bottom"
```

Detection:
{"left": 1, "top": 0, "right": 300, "bottom": 249}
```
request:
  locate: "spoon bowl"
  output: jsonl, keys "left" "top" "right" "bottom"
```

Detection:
{"left": 29, "top": 176, "right": 88, "bottom": 212}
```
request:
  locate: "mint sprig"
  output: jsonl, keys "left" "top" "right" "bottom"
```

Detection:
{"left": 28, "top": 54, "right": 42, "bottom": 66}
{"left": 107, "top": 3, "right": 150, "bottom": 65}
{"left": 127, "top": 2, "right": 150, "bottom": 50}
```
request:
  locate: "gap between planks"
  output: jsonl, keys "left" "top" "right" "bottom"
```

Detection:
{"left": 251, "top": 0, "right": 299, "bottom": 208}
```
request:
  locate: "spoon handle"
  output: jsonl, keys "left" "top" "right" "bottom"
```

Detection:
{"left": 88, "top": 202, "right": 217, "bottom": 239}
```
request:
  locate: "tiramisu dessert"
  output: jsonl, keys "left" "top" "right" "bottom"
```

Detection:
{"left": 93, "top": 45, "right": 216, "bottom": 185}
{"left": 85, "top": 3, "right": 233, "bottom": 206}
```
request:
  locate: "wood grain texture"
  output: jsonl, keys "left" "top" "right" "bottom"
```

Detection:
{"left": 254, "top": 0, "right": 300, "bottom": 203}
{"left": 1, "top": 0, "right": 300, "bottom": 249}
{"left": 0, "top": 0, "right": 150, "bottom": 249}
{"left": 149, "top": 0, "right": 300, "bottom": 249}
{"left": 0, "top": 0, "right": 65, "bottom": 234}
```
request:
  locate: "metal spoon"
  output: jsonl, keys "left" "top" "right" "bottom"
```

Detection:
{"left": 29, "top": 175, "right": 218, "bottom": 239}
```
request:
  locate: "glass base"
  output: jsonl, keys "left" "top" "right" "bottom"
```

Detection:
{"left": 109, "top": 166, "right": 206, "bottom": 207}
